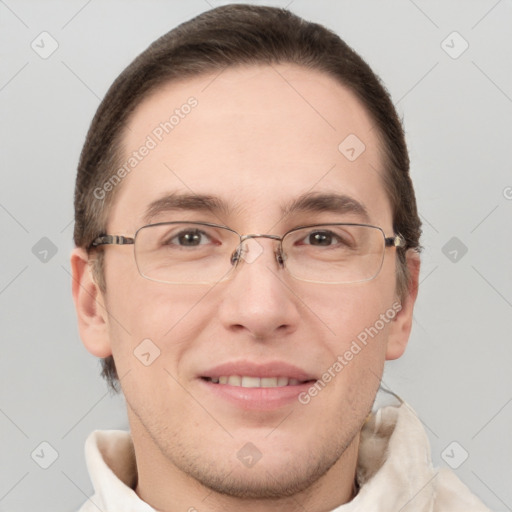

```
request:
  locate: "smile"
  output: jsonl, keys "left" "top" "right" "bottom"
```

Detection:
{"left": 202, "top": 376, "right": 312, "bottom": 387}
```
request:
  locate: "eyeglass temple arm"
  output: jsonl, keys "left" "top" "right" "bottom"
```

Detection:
{"left": 385, "top": 234, "right": 406, "bottom": 248}
{"left": 90, "top": 235, "right": 135, "bottom": 247}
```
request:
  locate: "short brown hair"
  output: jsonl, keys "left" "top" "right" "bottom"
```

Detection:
{"left": 74, "top": 4, "right": 422, "bottom": 392}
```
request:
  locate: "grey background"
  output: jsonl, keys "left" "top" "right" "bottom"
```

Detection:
{"left": 1, "top": 0, "right": 511, "bottom": 510}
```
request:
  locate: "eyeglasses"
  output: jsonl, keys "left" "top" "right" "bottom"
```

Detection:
{"left": 90, "top": 222, "right": 405, "bottom": 285}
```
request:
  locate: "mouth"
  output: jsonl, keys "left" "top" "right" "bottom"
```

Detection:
{"left": 201, "top": 376, "right": 314, "bottom": 387}
{"left": 198, "top": 361, "right": 317, "bottom": 410}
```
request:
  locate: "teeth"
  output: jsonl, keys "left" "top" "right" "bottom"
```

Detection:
{"left": 261, "top": 377, "right": 277, "bottom": 387}
{"left": 227, "top": 375, "right": 241, "bottom": 386}
{"left": 207, "top": 376, "right": 306, "bottom": 387}
{"left": 241, "top": 376, "right": 260, "bottom": 388}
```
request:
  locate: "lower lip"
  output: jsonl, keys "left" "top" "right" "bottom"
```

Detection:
{"left": 199, "top": 379, "right": 314, "bottom": 410}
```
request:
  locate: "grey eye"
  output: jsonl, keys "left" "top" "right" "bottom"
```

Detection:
{"left": 307, "top": 231, "right": 336, "bottom": 246}
{"left": 169, "top": 230, "right": 210, "bottom": 246}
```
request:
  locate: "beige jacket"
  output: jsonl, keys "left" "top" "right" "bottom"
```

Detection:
{"left": 77, "top": 402, "right": 491, "bottom": 511}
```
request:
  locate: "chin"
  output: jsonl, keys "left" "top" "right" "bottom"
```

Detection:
{"left": 188, "top": 455, "right": 335, "bottom": 499}
{"left": 170, "top": 431, "right": 352, "bottom": 500}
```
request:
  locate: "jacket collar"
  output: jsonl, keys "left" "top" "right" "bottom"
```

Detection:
{"left": 333, "top": 401, "right": 436, "bottom": 511}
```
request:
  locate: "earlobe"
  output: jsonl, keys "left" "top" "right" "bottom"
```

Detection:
{"left": 70, "top": 248, "right": 112, "bottom": 358}
{"left": 385, "top": 251, "right": 421, "bottom": 360}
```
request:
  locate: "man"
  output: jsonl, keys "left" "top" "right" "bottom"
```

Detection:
{"left": 71, "top": 4, "right": 490, "bottom": 511}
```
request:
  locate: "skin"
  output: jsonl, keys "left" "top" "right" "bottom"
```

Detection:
{"left": 72, "top": 64, "right": 420, "bottom": 512}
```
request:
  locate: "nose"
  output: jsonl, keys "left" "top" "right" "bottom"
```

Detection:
{"left": 218, "top": 237, "right": 301, "bottom": 340}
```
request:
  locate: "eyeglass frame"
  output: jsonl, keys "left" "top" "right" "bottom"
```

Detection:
{"left": 89, "top": 221, "right": 407, "bottom": 284}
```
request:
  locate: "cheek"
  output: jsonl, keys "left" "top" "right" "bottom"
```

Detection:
{"left": 102, "top": 258, "right": 216, "bottom": 380}
{"left": 297, "top": 277, "right": 397, "bottom": 341}
{"left": 104, "top": 249, "right": 209, "bottom": 336}
{"left": 295, "top": 281, "right": 397, "bottom": 393}
{"left": 308, "top": 297, "right": 392, "bottom": 415}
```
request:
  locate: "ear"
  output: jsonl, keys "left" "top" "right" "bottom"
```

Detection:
{"left": 385, "top": 250, "right": 421, "bottom": 360}
{"left": 70, "top": 248, "right": 112, "bottom": 358}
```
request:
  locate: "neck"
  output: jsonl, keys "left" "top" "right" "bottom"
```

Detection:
{"left": 129, "top": 410, "right": 360, "bottom": 512}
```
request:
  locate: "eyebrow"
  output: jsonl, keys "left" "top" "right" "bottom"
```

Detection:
{"left": 143, "top": 193, "right": 231, "bottom": 224}
{"left": 142, "top": 191, "right": 371, "bottom": 225}
{"left": 281, "top": 192, "right": 371, "bottom": 224}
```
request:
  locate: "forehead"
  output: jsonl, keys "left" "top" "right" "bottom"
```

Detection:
{"left": 109, "top": 64, "right": 392, "bottom": 232}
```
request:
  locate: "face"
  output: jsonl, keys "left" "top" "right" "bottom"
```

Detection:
{"left": 74, "top": 64, "right": 417, "bottom": 502}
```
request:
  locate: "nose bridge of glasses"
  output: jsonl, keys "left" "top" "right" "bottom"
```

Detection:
{"left": 234, "top": 233, "right": 284, "bottom": 266}
{"left": 239, "top": 233, "right": 282, "bottom": 243}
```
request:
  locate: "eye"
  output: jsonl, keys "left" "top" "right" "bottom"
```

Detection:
{"left": 303, "top": 230, "right": 344, "bottom": 247}
{"left": 168, "top": 229, "right": 211, "bottom": 247}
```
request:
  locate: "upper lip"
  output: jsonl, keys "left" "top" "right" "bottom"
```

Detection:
{"left": 200, "top": 360, "right": 317, "bottom": 381}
